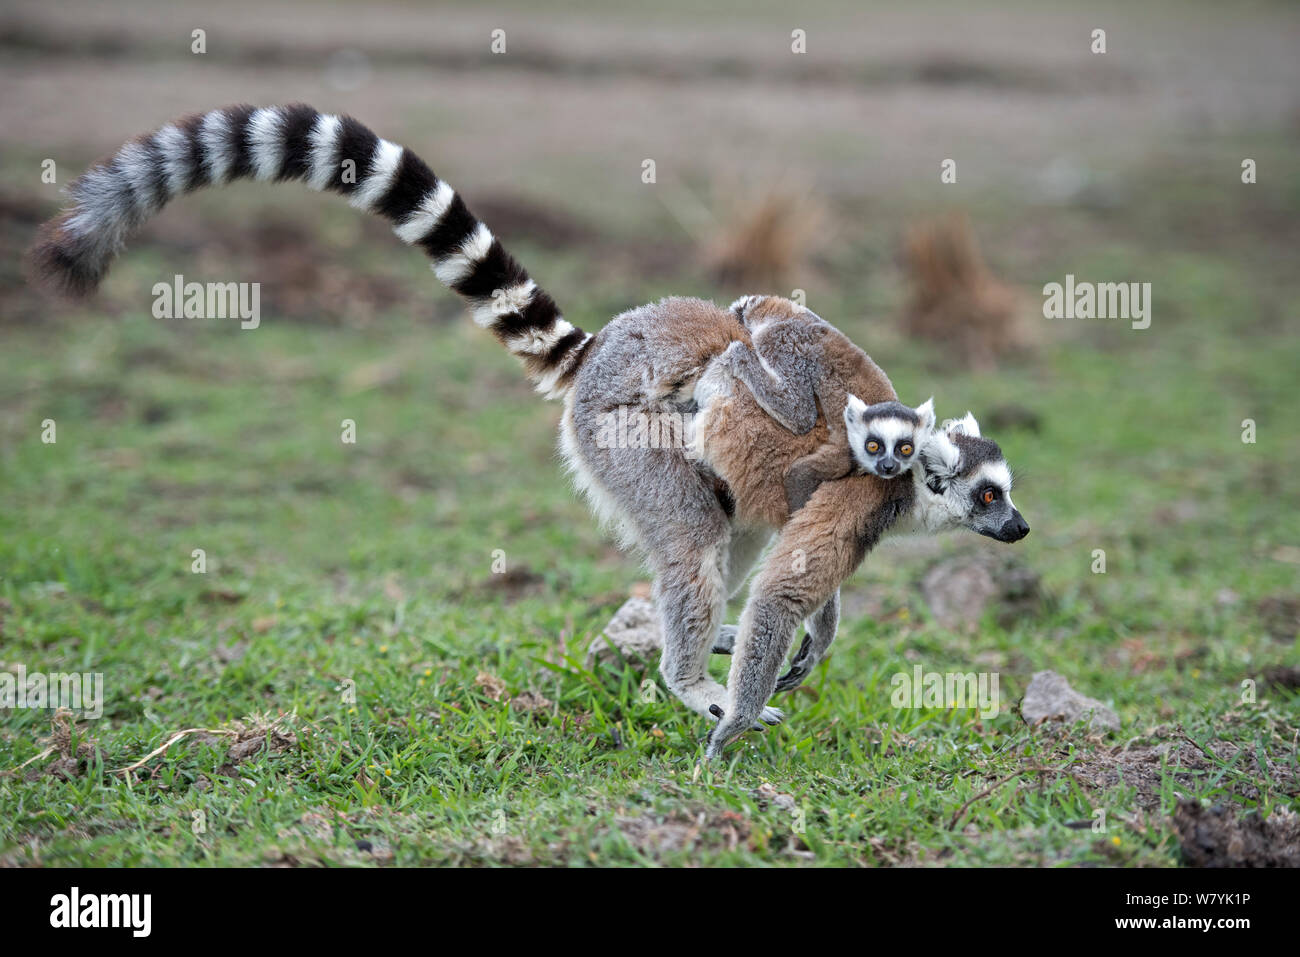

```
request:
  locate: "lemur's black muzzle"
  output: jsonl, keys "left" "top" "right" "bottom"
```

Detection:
{"left": 997, "top": 510, "right": 1030, "bottom": 542}
{"left": 876, "top": 458, "right": 899, "bottom": 476}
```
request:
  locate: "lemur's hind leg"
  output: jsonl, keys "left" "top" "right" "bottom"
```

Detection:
{"left": 566, "top": 390, "right": 737, "bottom": 717}
{"left": 774, "top": 588, "right": 840, "bottom": 693}
{"left": 711, "top": 625, "right": 739, "bottom": 655}
{"left": 725, "top": 524, "right": 772, "bottom": 598}
{"left": 652, "top": 530, "right": 782, "bottom": 726}
{"left": 652, "top": 536, "right": 730, "bottom": 718}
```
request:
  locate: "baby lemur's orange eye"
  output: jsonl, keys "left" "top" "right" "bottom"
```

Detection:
{"left": 866, "top": 441, "right": 880, "bottom": 454}
{"left": 900, "top": 444, "right": 913, "bottom": 457}
{"left": 982, "top": 488, "right": 996, "bottom": 505}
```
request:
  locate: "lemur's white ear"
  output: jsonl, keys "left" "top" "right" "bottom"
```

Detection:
{"left": 915, "top": 397, "right": 936, "bottom": 431}
{"left": 919, "top": 430, "right": 962, "bottom": 494}
{"left": 942, "top": 411, "right": 982, "bottom": 438}
{"left": 843, "top": 393, "right": 867, "bottom": 428}
{"left": 728, "top": 295, "right": 757, "bottom": 318}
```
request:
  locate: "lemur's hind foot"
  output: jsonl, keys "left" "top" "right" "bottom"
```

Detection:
{"left": 711, "top": 624, "right": 740, "bottom": 655}
{"left": 773, "top": 634, "right": 815, "bottom": 693}
{"left": 668, "top": 678, "right": 732, "bottom": 721}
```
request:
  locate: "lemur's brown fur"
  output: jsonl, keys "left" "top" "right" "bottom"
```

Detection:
{"left": 638, "top": 297, "right": 753, "bottom": 404}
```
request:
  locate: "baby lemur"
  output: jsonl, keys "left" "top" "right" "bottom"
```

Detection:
{"left": 713, "top": 308, "right": 935, "bottom": 510}
{"left": 28, "top": 104, "right": 1029, "bottom": 761}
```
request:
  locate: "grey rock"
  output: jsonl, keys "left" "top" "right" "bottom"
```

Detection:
{"left": 921, "top": 559, "right": 998, "bottom": 629}
{"left": 1022, "top": 670, "right": 1120, "bottom": 732}
{"left": 586, "top": 596, "right": 661, "bottom": 668}
{"left": 921, "top": 555, "right": 1042, "bottom": 630}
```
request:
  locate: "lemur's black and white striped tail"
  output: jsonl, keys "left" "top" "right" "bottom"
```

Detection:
{"left": 28, "top": 103, "right": 593, "bottom": 399}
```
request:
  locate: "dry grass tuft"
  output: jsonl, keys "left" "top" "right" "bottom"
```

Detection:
{"left": 900, "top": 214, "right": 1031, "bottom": 369}
{"left": 14, "top": 708, "right": 102, "bottom": 779}
{"left": 702, "top": 180, "right": 827, "bottom": 289}
{"left": 108, "top": 710, "right": 300, "bottom": 783}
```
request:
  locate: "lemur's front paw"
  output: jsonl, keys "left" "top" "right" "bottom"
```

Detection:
{"left": 705, "top": 704, "right": 782, "bottom": 745}
{"left": 703, "top": 704, "right": 741, "bottom": 759}
{"left": 711, "top": 624, "right": 739, "bottom": 655}
{"left": 706, "top": 705, "right": 782, "bottom": 759}
{"left": 704, "top": 714, "right": 741, "bottom": 760}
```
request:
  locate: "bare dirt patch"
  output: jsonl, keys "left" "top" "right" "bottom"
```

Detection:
{"left": 614, "top": 806, "right": 753, "bottom": 859}
{"left": 1068, "top": 730, "right": 1297, "bottom": 813}
{"left": 1173, "top": 801, "right": 1300, "bottom": 867}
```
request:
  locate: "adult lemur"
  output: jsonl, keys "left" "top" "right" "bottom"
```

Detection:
{"left": 29, "top": 104, "right": 1029, "bottom": 759}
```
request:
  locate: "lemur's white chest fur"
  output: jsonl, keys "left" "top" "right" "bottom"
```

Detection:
{"left": 885, "top": 473, "right": 967, "bottom": 538}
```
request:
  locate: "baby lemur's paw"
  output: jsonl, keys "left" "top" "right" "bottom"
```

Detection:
{"left": 718, "top": 340, "right": 747, "bottom": 364}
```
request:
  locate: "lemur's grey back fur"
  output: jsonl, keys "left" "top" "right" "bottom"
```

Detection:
{"left": 28, "top": 104, "right": 592, "bottom": 398}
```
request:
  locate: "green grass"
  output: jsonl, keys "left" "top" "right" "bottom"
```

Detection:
{"left": 1, "top": 161, "right": 1298, "bottom": 867}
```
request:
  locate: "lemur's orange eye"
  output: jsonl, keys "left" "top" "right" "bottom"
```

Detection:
{"left": 982, "top": 488, "right": 996, "bottom": 505}
{"left": 866, "top": 441, "right": 880, "bottom": 454}
{"left": 900, "top": 444, "right": 913, "bottom": 457}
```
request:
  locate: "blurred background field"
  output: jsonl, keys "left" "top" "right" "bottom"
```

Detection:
{"left": 0, "top": 0, "right": 1297, "bottom": 866}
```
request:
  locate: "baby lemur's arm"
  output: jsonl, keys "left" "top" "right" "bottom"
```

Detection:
{"left": 784, "top": 440, "right": 855, "bottom": 512}
{"left": 782, "top": 360, "right": 861, "bottom": 512}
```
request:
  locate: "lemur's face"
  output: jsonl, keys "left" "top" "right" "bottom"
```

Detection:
{"left": 843, "top": 396, "right": 934, "bottom": 479}
{"left": 917, "top": 412, "right": 1030, "bottom": 543}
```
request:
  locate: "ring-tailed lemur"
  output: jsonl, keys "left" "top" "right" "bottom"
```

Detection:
{"left": 710, "top": 403, "right": 1028, "bottom": 699}
{"left": 28, "top": 106, "right": 1028, "bottom": 760}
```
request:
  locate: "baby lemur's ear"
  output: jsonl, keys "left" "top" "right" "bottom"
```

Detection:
{"left": 940, "top": 411, "right": 982, "bottom": 438}
{"left": 843, "top": 393, "right": 868, "bottom": 428}
{"left": 914, "top": 397, "right": 936, "bottom": 432}
{"left": 728, "top": 295, "right": 759, "bottom": 320}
